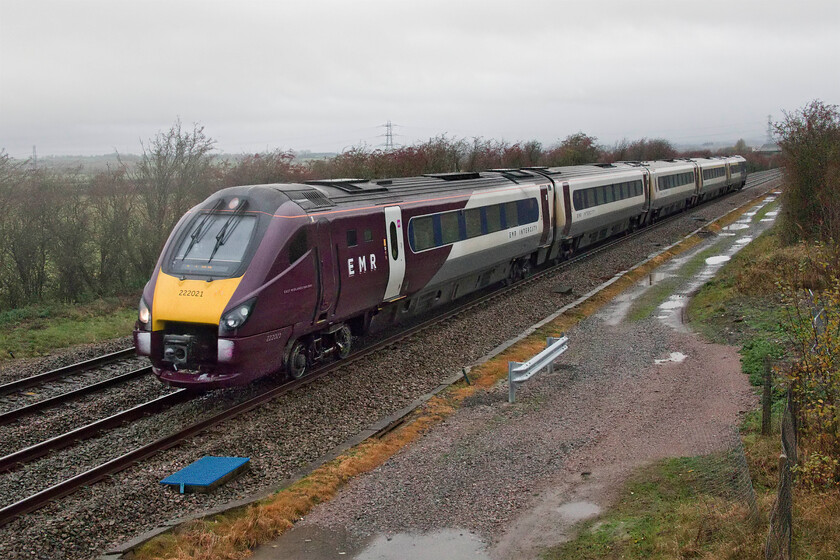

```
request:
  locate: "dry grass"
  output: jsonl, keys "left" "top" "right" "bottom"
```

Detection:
{"left": 132, "top": 193, "right": 774, "bottom": 560}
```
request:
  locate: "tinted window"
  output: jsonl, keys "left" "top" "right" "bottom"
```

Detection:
{"left": 288, "top": 230, "right": 308, "bottom": 264}
{"left": 364, "top": 229, "right": 373, "bottom": 242}
{"left": 517, "top": 198, "right": 540, "bottom": 223}
{"left": 486, "top": 204, "right": 502, "bottom": 233}
{"left": 346, "top": 229, "right": 357, "bottom": 247}
{"left": 504, "top": 201, "right": 518, "bottom": 227}
{"left": 440, "top": 211, "right": 460, "bottom": 245}
{"left": 465, "top": 208, "right": 482, "bottom": 238}
{"left": 170, "top": 213, "right": 258, "bottom": 277}
{"left": 411, "top": 217, "right": 434, "bottom": 251}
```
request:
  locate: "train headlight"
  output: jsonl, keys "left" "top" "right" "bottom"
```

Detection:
{"left": 220, "top": 298, "right": 256, "bottom": 333}
{"left": 138, "top": 297, "right": 151, "bottom": 328}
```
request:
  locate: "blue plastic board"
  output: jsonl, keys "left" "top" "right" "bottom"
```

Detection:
{"left": 161, "top": 456, "right": 250, "bottom": 494}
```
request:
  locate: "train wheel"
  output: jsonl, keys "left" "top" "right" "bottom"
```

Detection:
{"left": 504, "top": 262, "right": 521, "bottom": 285}
{"left": 287, "top": 340, "right": 309, "bottom": 380}
{"left": 334, "top": 324, "right": 352, "bottom": 359}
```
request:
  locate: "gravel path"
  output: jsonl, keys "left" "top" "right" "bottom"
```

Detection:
{"left": 0, "top": 176, "right": 779, "bottom": 560}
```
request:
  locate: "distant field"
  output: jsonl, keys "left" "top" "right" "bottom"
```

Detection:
{"left": 12, "top": 151, "right": 337, "bottom": 173}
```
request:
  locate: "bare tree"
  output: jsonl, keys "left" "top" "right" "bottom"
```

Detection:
{"left": 128, "top": 120, "right": 217, "bottom": 275}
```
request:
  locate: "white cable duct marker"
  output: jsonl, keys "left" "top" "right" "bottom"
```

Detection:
{"left": 508, "top": 335, "right": 569, "bottom": 403}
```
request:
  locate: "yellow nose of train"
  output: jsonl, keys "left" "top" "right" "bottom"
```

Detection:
{"left": 150, "top": 272, "right": 244, "bottom": 330}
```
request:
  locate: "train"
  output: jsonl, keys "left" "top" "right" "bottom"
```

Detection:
{"left": 134, "top": 155, "right": 747, "bottom": 389}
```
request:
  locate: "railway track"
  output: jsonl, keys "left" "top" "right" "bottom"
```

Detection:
{"left": 0, "top": 168, "right": 782, "bottom": 527}
{"left": 0, "top": 347, "right": 136, "bottom": 397}
{"left": 0, "top": 366, "right": 153, "bottom": 426}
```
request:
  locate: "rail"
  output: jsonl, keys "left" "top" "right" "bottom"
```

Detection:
{"left": 508, "top": 335, "right": 569, "bottom": 403}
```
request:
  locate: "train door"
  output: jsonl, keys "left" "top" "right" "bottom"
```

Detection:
{"left": 383, "top": 206, "right": 405, "bottom": 301}
{"left": 539, "top": 184, "right": 552, "bottom": 246}
{"left": 315, "top": 219, "right": 337, "bottom": 321}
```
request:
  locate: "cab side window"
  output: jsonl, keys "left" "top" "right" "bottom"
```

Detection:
{"left": 288, "top": 230, "right": 308, "bottom": 264}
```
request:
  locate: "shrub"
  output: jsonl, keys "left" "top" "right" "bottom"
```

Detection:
{"left": 775, "top": 100, "right": 840, "bottom": 244}
{"left": 780, "top": 259, "right": 840, "bottom": 489}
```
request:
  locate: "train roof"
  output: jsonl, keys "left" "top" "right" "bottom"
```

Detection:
{"left": 227, "top": 162, "right": 680, "bottom": 214}
{"left": 295, "top": 165, "right": 644, "bottom": 211}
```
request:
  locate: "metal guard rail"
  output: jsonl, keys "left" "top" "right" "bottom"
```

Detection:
{"left": 508, "top": 335, "right": 569, "bottom": 403}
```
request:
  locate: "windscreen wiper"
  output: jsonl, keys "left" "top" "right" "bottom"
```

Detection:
{"left": 208, "top": 199, "right": 248, "bottom": 263}
{"left": 181, "top": 199, "right": 224, "bottom": 260}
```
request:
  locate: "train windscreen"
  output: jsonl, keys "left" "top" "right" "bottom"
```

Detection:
{"left": 168, "top": 213, "right": 258, "bottom": 278}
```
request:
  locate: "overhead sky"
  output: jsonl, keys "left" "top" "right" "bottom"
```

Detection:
{"left": 1, "top": 0, "right": 838, "bottom": 158}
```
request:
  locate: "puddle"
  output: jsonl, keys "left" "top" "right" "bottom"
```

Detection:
{"left": 599, "top": 192, "right": 779, "bottom": 328}
{"left": 659, "top": 295, "right": 686, "bottom": 310}
{"left": 255, "top": 526, "right": 489, "bottom": 560}
{"left": 655, "top": 352, "right": 687, "bottom": 364}
{"left": 556, "top": 501, "right": 601, "bottom": 521}
{"left": 357, "top": 530, "right": 489, "bottom": 560}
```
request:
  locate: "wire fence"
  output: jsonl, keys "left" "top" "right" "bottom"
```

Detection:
{"left": 764, "top": 294, "right": 820, "bottom": 560}
{"left": 694, "top": 427, "right": 761, "bottom": 526}
{"left": 765, "top": 388, "right": 798, "bottom": 560}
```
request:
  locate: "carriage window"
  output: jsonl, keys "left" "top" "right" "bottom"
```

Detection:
{"left": 410, "top": 216, "right": 434, "bottom": 251}
{"left": 465, "top": 208, "right": 482, "bottom": 238}
{"left": 504, "top": 201, "right": 518, "bottom": 227}
{"left": 364, "top": 229, "right": 373, "bottom": 242}
{"left": 440, "top": 211, "right": 460, "bottom": 245}
{"left": 346, "top": 229, "right": 357, "bottom": 247}
{"left": 486, "top": 204, "right": 502, "bottom": 232}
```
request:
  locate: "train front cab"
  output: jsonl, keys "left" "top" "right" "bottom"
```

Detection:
{"left": 134, "top": 188, "right": 328, "bottom": 389}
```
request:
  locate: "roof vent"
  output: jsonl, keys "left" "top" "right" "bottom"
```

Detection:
{"left": 305, "top": 178, "right": 389, "bottom": 194}
{"left": 286, "top": 189, "right": 334, "bottom": 209}
{"left": 422, "top": 172, "right": 481, "bottom": 181}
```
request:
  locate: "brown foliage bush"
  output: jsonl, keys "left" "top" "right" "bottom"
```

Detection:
{"left": 775, "top": 100, "right": 840, "bottom": 244}
{"left": 780, "top": 257, "right": 840, "bottom": 489}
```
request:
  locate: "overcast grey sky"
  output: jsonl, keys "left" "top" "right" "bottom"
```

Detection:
{"left": 1, "top": 0, "right": 838, "bottom": 157}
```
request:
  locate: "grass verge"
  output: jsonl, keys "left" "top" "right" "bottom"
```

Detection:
{"left": 544, "top": 408, "right": 839, "bottom": 560}
{"left": 0, "top": 297, "right": 136, "bottom": 360}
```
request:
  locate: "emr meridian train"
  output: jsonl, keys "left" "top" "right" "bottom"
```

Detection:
{"left": 134, "top": 155, "right": 747, "bottom": 389}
